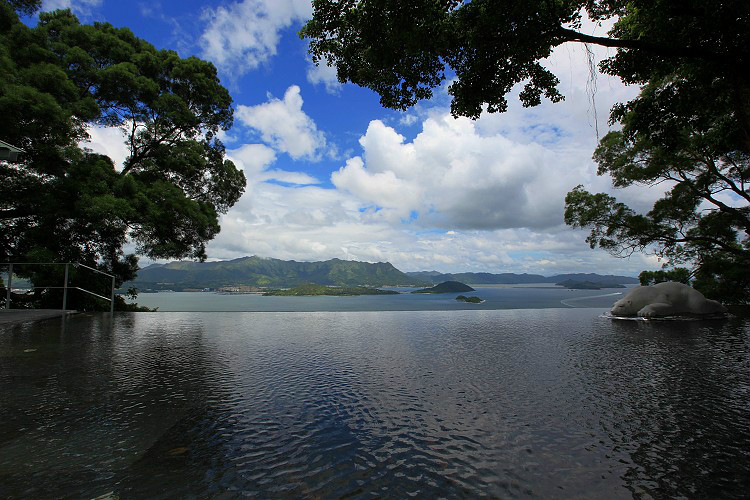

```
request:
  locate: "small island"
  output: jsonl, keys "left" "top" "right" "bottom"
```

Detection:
{"left": 556, "top": 279, "right": 626, "bottom": 290}
{"left": 456, "top": 295, "right": 483, "bottom": 303}
{"left": 263, "top": 283, "right": 399, "bottom": 296}
{"left": 412, "top": 281, "right": 475, "bottom": 294}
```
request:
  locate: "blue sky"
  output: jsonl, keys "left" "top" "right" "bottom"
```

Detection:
{"left": 40, "top": 0, "right": 668, "bottom": 276}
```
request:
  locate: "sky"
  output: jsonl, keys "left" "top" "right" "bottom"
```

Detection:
{"left": 41, "top": 0, "right": 669, "bottom": 276}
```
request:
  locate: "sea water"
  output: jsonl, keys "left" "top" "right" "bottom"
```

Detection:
{"left": 1, "top": 308, "right": 748, "bottom": 499}
{"left": 128, "top": 284, "right": 631, "bottom": 311}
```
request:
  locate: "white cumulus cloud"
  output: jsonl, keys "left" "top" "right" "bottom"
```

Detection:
{"left": 82, "top": 125, "right": 129, "bottom": 171}
{"left": 199, "top": 0, "right": 312, "bottom": 76}
{"left": 236, "top": 85, "right": 328, "bottom": 161}
{"left": 42, "top": 0, "right": 101, "bottom": 14}
{"left": 306, "top": 55, "right": 341, "bottom": 94}
{"left": 227, "top": 143, "right": 277, "bottom": 175}
{"left": 227, "top": 143, "right": 319, "bottom": 186}
{"left": 208, "top": 185, "right": 655, "bottom": 275}
{"left": 399, "top": 114, "right": 419, "bottom": 126}
{"left": 332, "top": 116, "right": 591, "bottom": 229}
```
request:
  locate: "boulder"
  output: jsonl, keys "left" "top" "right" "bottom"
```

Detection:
{"left": 610, "top": 282, "right": 727, "bottom": 318}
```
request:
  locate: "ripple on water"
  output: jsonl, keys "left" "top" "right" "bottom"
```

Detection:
{"left": 0, "top": 309, "right": 748, "bottom": 499}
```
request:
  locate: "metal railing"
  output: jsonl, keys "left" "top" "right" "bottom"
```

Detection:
{"left": 2, "top": 262, "right": 116, "bottom": 314}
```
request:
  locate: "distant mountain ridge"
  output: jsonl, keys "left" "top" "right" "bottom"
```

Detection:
{"left": 125, "top": 256, "right": 639, "bottom": 291}
{"left": 128, "top": 256, "right": 421, "bottom": 290}
{"left": 405, "top": 271, "right": 639, "bottom": 285}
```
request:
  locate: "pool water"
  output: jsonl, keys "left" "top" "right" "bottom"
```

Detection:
{"left": 1, "top": 309, "right": 748, "bottom": 499}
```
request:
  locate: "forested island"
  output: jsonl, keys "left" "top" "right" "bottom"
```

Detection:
{"left": 456, "top": 295, "right": 483, "bottom": 303}
{"left": 556, "top": 280, "right": 627, "bottom": 290}
{"left": 263, "top": 283, "right": 399, "bottom": 297}
{"left": 412, "top": 281, "right": 475, "bottom": 294}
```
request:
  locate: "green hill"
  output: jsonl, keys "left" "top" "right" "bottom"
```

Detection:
{"left": 126, "top": 256, "right": 423, "bottom": 290}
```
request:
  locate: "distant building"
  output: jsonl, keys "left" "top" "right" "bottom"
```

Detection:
{"left": 0, "top": 139, "right": 24, "bottom": 162}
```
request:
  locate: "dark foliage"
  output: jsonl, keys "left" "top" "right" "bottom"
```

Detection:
{"left": 0, "top": 2, "right": 246, "bottom": 310}
{"left": 638, "top": 268, "right": 691, "bottom": 286}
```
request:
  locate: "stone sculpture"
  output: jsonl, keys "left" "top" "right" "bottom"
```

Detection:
{"left": 610, "top": 282, "right": 727, "bottom": 318}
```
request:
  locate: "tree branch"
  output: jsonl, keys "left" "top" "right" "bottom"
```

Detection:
{"left": 706, "top": 157, "right": 750, "bottom": 204}
{"left": 121, "top": 123, "right": 181, "bottom": 176}
{"left": 668, "top": 164, "right": 750, "bottom": 232}
{"left": 557, "top": 27, "right": 720, "bottom": 62}
{"left": 664, "top": 234, "right": 749, "bottom": 257}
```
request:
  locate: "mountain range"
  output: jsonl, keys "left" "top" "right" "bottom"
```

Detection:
{"left": 125, "top": 256, "right": 639, "bottom": 291}
{"left": 128, "top": 256, "right": 418, "bottom": 290}
{"left": 406, "top": 271, "right": 640, "bottom": 285}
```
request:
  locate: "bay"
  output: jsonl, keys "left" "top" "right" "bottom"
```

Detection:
{"left": 129, "top": 284, "right": 633, "bottom": 312}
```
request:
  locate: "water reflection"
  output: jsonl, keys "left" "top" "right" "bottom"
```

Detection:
{"left": 572, "top": 316, "right": 750, "bottom": 499}
{"left": 0, "top": 310, "right": 748, "bottom": 499}
{"left": 0, "top": 314, "right": 224, "bottom": 499}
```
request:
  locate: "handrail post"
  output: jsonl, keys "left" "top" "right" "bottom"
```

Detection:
{"left": 62, "top": 263, "right": 69, "bottom": 311}
{"left": 110, "top": 275, "right": 115, "bottom": 316}
{"left": 5, "top": 263, "right": 12, "bottom": 309}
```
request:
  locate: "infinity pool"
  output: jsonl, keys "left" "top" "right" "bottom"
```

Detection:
{"left": 1, "top": 309, "right": 748, "bottom": 499}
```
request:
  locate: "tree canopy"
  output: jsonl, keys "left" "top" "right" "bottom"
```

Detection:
{"left": 304, "top": 0, "right": 750, "bottom": 302}
{"left": 638, "top": 268, "right": 691, "bottom": 287}
{"left": 303, "top": 0, "right": 749, "bottom": 118}
{"left": 0, "top": 2, "right": 246, "bottom": 308}
{"left": 563, "top": 2, "right": 750, "bottom": 303}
